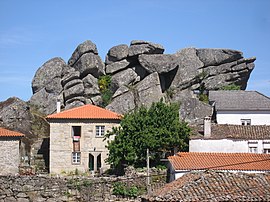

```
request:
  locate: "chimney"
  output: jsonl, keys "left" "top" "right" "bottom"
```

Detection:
{"left": 204, "top": 116, "right": 211, "bottom": 138}
{"left": 56, "top": 99, "right": 61, "bottom": 113}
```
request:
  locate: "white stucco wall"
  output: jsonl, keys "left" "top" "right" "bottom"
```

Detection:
{"left": 49, "top": 119, "right": 119, "bottom": 174}
{"left": 173, "top": 169, "right": 266, "bottom": 181}
{"left": 216, "top": 110, "right": 270, "bottom": 125}
{"left": 189, "top": 139, "right": 270, "bottom": 153}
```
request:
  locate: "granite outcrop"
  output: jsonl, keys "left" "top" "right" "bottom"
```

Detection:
{"left": 0, "top": 39, "right": 256, "bottom": 172}
{"left": 29, "top": 40, "right": 255, "bottom": 118}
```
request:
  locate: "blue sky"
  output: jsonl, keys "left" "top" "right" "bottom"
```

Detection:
{"left": 0, "top": 0, "right": 269, "bottom": 101}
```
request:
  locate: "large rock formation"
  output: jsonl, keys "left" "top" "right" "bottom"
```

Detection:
{"left": 28, "top": 39, "right": 255, "bottom": 120}
{"left": 0, "top": 39, "right": 256, "bottom": 172}
{"left": 30, "top": 40, "right": 104, "bottom": 114}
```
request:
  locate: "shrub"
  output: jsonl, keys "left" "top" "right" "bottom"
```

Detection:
{"left": 199, "top": 94, "right": 209, "bottom": 103}
{"left": 98, "top": 75, "right": 113, "bottom": 107}
{"left": 112, "top": 182, "right": 139, "bottom": 197}
{"left": 220, "top": 84, "right": 241, "bottom": 90}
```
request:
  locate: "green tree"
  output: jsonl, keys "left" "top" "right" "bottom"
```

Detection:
{"left": 220, "top": 84, "right": 241, "bottom": 90}
{"left": 98, "top": 75, "right": 113, "bottom": 107}
{"left": 104, "top": 100, "right": 190, "bottom": 172}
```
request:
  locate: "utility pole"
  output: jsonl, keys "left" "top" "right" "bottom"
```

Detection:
{"left": 147, "top": 148, "right": 150, "bottom": 194}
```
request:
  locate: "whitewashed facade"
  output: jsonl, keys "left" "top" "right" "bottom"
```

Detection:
{"left": 189, "top": 91, "right": 270, "bottom": 154}
{"left": 190, "top": 139, "right": 270, "bottom": 154}
{"left": 209, "top": 90, "right": 270, "bottom": 125}
{"left": 216, "top": 110, "right": 270, "bottom": 125}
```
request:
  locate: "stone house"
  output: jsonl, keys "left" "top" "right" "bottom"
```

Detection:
{"left": 142, "top": 171, "right": 270, "bottom": 201}
{"left": 0, "top": 127, "right": 24, "bottom": 175}
{"left": 209, "top": 90, "right": 270, "bottom": 125}
{"left": 46, "top": 104, "right": 121, "bottom": 174}
{"left": 168, "top": 152, "right": 270, "bottom": 181}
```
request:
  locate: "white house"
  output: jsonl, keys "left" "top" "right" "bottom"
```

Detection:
{"left": 190, "top": 91, "right": 270, "bottom": 154}
{"left": 189, "top": 119, "right": 270, "bottom": 154}
{"left": 169, "top": 90, "right": 270, "bottom": 181}
{"left": 209, "top": 90, "right": 270, "bottom": 125}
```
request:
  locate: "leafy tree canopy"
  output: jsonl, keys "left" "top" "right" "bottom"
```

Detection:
{"left": 220, "top": 84, "right": 241, "bottom": 90}
{"left": 98, "top": 75, "right": 113, "bottom": 107}
{"left": 104, "top": 100, "right": 190, "bottom": 171}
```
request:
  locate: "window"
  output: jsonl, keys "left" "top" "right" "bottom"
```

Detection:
{"left": 72, "top": 126, "right": 81, "bottom": 140}
{"left": 263, "top": 149, "right": 270, "bottom": 154}
{"left": 96, "top": 126, "right": 105, "bottom": 137}
{"left": 72, "top": 126, "right": 81, "bottom": 152}
{"left": 241, "top": 119, "right": 251, "bottom": 125}
{"left": 263, "top": 142, "right": 270, "bottom": 154}
{"left": 249, "top": 147, "right": 258, "bottom": 153}
{"left": 248, "top": 141, "right": 258, "bottom": 153}
{"left": 73, "top": 141, "right": 80, "bottom": 152}
{"left": 72, "top": 152, "right": 81, "bottom": 164}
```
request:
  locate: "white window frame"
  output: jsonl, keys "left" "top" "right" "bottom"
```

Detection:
{"left": 72, "top": 152, "right": 81, "bottom": 164}
{"left": 241, "top": 119, "right": 251, "bottom": 125}
{"left": 96, "top": 125, "right": 105, "bottom": 137}
{"left": 248, "top": 141, "right": 258, "bottom": 153}
{"left": 249, "top": 147, "right": 258, "bottom": 153}
{"left": 263, "top": 149, "right": 270, "bottom": 154}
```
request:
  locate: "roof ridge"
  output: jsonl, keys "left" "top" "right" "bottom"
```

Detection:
{"left": 254, "top": 90, "right": 270, "bottom": 100}
{"left": 47, "top": 104, "right": 122, "bottom": 120}
{"left": 50, "top": 104, "right": 92, "bottom": 115}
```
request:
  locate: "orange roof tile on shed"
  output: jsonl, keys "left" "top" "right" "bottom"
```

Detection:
{"left": 143, "top": 171, "right": 270, "bottom": 201}
{"left": 0, "top": 127, "right": 25, "bottom": 137}
{"left": 169, "top": 152, "right": 270, "bottom": 172}
{"left": 46, "top": 104, "right": 122, "bottom": 120}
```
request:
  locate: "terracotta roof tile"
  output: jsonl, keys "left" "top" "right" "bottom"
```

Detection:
{"left": 0, "top": 127, "right": 25, "bottom": 137}
{"left": 144, "top": 171, "right": 270, "bottom": 201}
{"left": 169, "top": 152, "right": 270, "bottom": 172}
{"left": 192, "top": 124, "right": 270, "bottom": 140}
{"left": 46, "top": 104, "right": 122, "bottom": 120}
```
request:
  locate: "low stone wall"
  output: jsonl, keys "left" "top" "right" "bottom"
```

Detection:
{"left": 0, "top": 174, "right": 165, "bottom": 202}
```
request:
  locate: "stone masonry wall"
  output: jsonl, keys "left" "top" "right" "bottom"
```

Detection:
{"left": 0, "top": 174, "right": 161, "bottom": 202}
{"left": 0, "top": 139, "right": 20, "bottom": 175}
{"left": 50, "top": 119, "right": 120, "bottom": 174}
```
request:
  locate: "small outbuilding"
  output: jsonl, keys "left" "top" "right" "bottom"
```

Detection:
{"left": 0, "top": 127, "right": 24, "bottom": 175}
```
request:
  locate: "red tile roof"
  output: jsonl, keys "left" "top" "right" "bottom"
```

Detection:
{"left": 144, "top": 171, "right": 270, "bottom": 201}
{"left": 169, "top": 152, "right": 270, "bottom": 172}
{"left": 191, "top": 124, "right": 270, "bottom": 140}
{"left": 46, "top": 104, "right": 122, "bottom": 120}
{"left": 0, "top": 127, "right": 25, "bottom": 137}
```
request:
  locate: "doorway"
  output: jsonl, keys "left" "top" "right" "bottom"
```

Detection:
{"left": 89, "top": 154, "right": 94, "bottom": 171}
